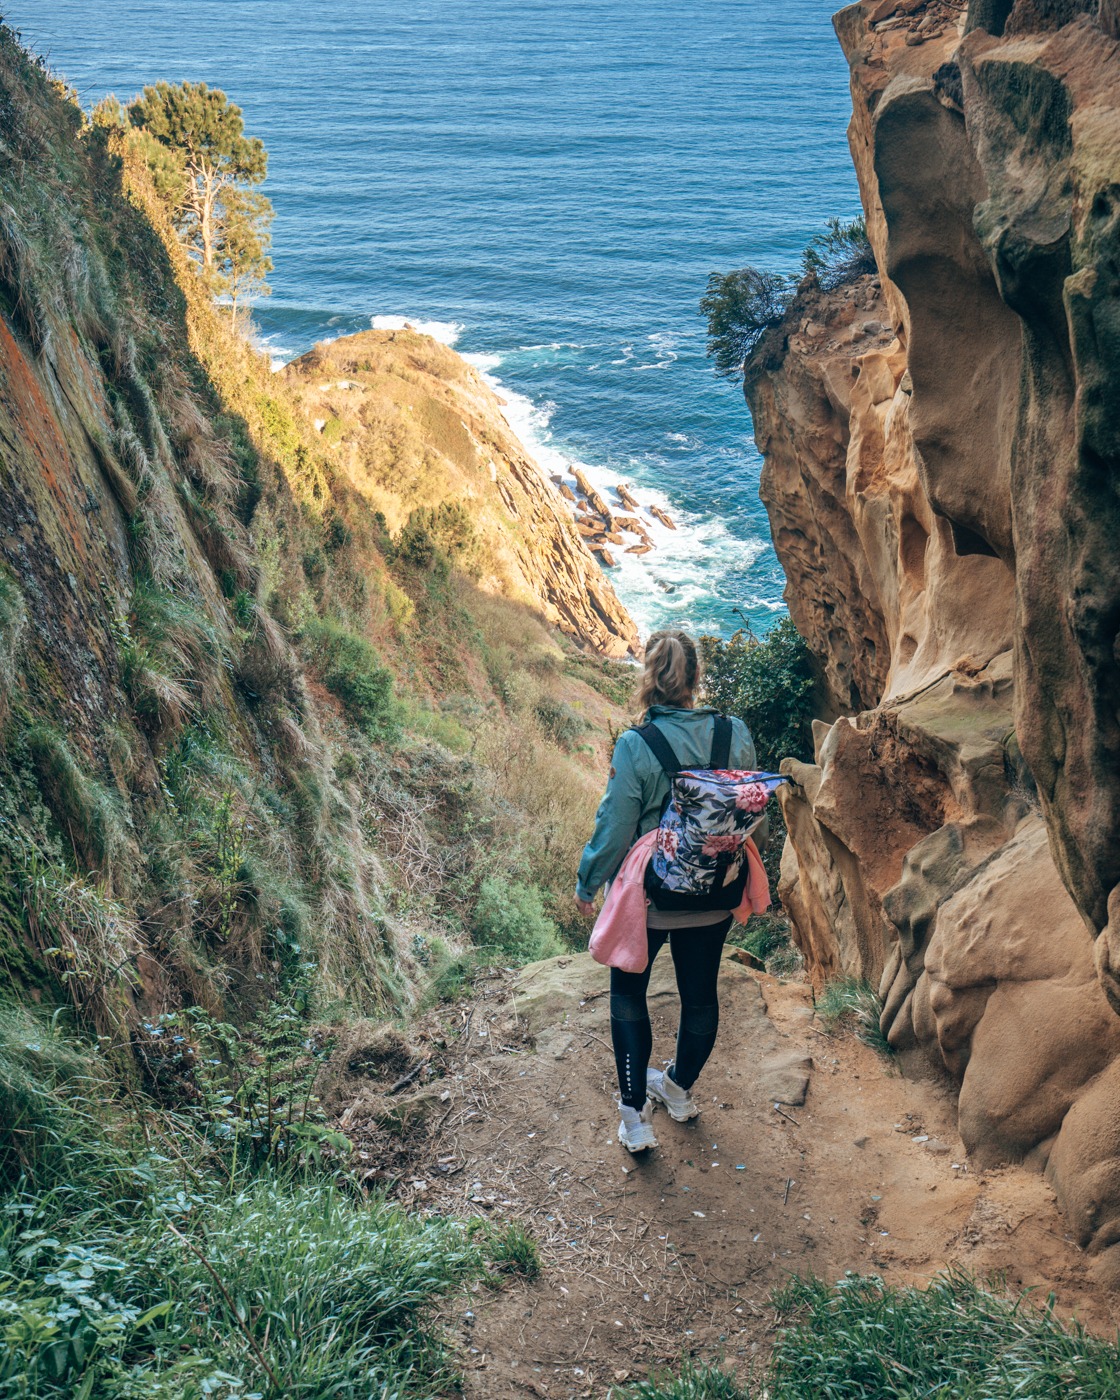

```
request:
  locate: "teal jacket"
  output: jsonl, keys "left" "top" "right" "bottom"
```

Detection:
{"left": 576, "top": 705, "right": 757, "bottom": 902}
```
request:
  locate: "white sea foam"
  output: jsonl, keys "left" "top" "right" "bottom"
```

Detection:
{"left": 370, "top": 315, "right": 464, "bottom": 345}
{"left": 462, "top": 351, "right": 503, "bottom": 374}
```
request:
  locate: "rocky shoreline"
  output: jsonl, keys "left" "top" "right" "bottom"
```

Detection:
{"left": 549, "top": 466, "right": 675, "bottom": 570}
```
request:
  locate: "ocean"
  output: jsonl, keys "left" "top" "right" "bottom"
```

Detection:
{"left": 11, "top": 0, "right": 860, "bottom": 639}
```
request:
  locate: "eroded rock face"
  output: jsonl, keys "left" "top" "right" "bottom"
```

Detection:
{"left": 751, "top": 0, "right": 1120, "bottom": 1271}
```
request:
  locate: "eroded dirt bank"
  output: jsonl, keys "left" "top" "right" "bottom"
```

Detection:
{"left": 336, "top": 952, "right": 1119, "bottom": 1396}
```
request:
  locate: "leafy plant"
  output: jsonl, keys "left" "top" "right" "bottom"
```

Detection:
{"left": 700, "top": 265, "right": 794, "bottom": 381}
{"left": 300, "top": 616, "right": 398, "bottom": 741}
{"left": 699, "top": 618, "right": 816, "bottom": 771}
{"left": 137, "top": 1000, "right": 344, "bottom": 1171}
{"left": 469, "top": 876, "right": 563, "bottom": 964}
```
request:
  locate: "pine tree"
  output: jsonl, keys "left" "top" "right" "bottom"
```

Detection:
{"left": 127, "top": 81, "right": 272, "bottom": 307}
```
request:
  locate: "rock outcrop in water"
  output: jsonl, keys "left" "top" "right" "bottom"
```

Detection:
{"left": 748, "top": 0, "right": 1120, "bottom": 1274}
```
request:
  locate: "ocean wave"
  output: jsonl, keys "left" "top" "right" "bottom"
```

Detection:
{"left": 462, "top": 351, "right": 504, "bottom": 373}
{"left": 370, "top": 315, "right": 464, "bottom": 345}
{"left": 516, "top": 342, "right": 591, "bottom": 353}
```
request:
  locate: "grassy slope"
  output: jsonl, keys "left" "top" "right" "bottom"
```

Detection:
{"left": 0, "top": 29, "right": 633, "bottom": 1038}
{"left": 0, "top": 33, "right": 633, "bottom": 1399}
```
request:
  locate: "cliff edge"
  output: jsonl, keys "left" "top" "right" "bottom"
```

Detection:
{"left": 748, "top": 0, "right": 1120, "bottom": 1274}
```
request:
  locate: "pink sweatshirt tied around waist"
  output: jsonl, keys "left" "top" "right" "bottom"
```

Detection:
{"left": 588, "top": 829, "right": 770, "bottom": 974}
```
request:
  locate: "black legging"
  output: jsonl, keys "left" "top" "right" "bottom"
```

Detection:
{"left": 610, "top": 919, "right": 731, "bottom": 1110}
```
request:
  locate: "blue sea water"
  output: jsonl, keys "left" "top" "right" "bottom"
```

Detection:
{"left": 11, "top": 0, "right": 859, "bottom": 639}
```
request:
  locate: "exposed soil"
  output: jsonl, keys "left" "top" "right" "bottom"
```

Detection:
{"left": 337, "top": 951, "right": 1120, "bottom": 1398}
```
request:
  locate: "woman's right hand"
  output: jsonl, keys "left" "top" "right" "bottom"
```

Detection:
{"left": 573, "top": 894, "right": 597, "bottom": 918}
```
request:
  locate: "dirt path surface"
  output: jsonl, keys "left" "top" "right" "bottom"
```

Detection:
{"left": 337, "top": 951, "right": 1120, "bottom": 1397}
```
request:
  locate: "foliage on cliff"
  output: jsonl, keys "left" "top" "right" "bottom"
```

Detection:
{"left": 699, "top": 619, "right": 815, "bottom": 772}
{"left": 700, "top": 217, "right": 872, "bottom": 382}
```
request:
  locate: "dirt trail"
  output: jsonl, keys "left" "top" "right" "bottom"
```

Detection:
{"left": 339, "top": 952, "right": 1120, "bottom": 1397}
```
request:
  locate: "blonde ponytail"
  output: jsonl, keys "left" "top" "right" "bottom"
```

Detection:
{"left": 636, "top": 629, "right": 701, "bottom": 713}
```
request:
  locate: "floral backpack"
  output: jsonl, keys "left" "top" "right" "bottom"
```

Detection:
{"left": 634, "top": 716, "right": 787, "bottom": 913}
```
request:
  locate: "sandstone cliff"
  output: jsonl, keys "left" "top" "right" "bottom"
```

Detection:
{"left": 282, "top": 331, "right": 638, "bottom": 660}
{"left": 749, "top": 0, "right": 1120, "bottom": 1274}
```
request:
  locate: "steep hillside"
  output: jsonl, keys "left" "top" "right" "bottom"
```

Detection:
{"left": 282, "top": 330, "right": 637, "bottom": 659}
{"left": 747, "top": 0, "right": 1120, "bottom": 1275}
{"left": 0, "top": 30, "right": 633, "bottom": 1038}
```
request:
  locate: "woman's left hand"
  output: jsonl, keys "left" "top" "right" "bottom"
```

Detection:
{"left": 573, "top": 894, "right": 596, "bottom": 918}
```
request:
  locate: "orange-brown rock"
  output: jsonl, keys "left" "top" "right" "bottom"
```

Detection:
{"left": 571, "top": 467, "right": 613, "bottom": 521}
{"left": 753, "top": 0, "right": 1120, "bottom": 1271}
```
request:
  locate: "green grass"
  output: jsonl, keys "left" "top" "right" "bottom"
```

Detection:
{"left": 767, "top": 1271, "right": 1120, "bottom": 1398}
{"left": 815, "top": 977, "right": 894, "bottom": 1057}
{"left": 484, "top": 1221, "right": 542, "bottom": 1281}
{"left": 611, "top": 1361, "right": 749, "bottom": 1398}
{"left": 613, "top": 1272, "right": 1120, "bottom": 1399}
{"left": 728, "top": 913, "right": 799, "bottom": 975}
{"left": 0, "top": 1000, "right": 521, "bottom": 1399}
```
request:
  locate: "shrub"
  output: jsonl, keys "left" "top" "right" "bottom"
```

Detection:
{"left": 700, "top": 265, "right": 794, "bottom": 381}
{"left": 802, "top": 215, "right": 876, "bottom": 291}
{"left": 534, "top": 694, "right": 588, "bottom": 750}
{"left": 395, "top": 502, "right": 481, "bottom": 577}
{"left": 698, "top": 618, "right": 816, "bottom": 771}
{"left": 470, "top": 876, "right": 563, "bottom": 964}
{"left": 300, "top": 616, "right": 398, "bottom": 740}
{"left": 701, "top": 217, "right": 875, "bottom": 385}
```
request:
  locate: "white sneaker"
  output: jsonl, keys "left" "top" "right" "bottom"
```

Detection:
{"left": 647, "top": 1066, "right": 700, "bottom": 1123}
{"left": 618, "top": 1101, "right": 659, "bottom": 1153}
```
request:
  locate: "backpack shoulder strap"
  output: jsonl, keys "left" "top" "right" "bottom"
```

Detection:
{"left": 710, "top": 715, "right": 733, "bottom": 770}
{"left": 632, "top": 722, "right": 682, "bottom": 777}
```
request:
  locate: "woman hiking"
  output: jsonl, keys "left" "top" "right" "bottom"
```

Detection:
{"left": 574, "top": 629, "right": 762, "bottom": 1154}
